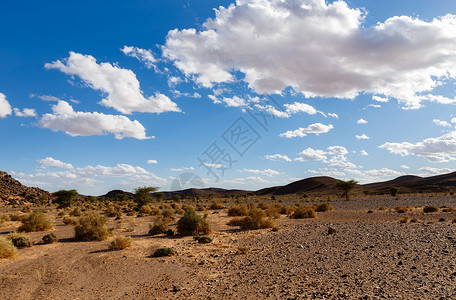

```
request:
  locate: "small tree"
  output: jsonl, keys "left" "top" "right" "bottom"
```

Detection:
{"left": 390, "top": 186, "right": 399, "bottom": 196}
{"left": 154, "top": 192, "right": 165, "bottom": 201}
{"left": 335, "top": 179, "right": 358, "bottom": 201}
{"left": 134, "top": 187, "right": 158, "bottom": 209}
{"left": 53, "top": 189, "right": 78, "bottom": 208}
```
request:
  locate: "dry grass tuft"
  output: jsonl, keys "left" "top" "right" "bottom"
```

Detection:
{"left": 0, "top": 237, "right": 17, "bottom": 259}
{"left": 19, "top": 212, "right": 53, "bottom": 232}
{"left": 109, "top": 236, "right": 132, "bottom": 250}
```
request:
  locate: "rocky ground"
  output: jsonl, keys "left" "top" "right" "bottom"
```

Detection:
{"left": 1, "top": 195, "right": 456, "bottom": 299}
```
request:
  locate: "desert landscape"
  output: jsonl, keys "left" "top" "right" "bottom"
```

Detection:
{"left": 1, "top": 170, "right": 456, "bottom": 299}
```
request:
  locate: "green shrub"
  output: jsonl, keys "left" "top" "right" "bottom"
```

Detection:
{"left": 109, "top": 236, "right": 132, "bottom": 250}
{"left": 148, "top": 216, "right": 172, "bottom": 235}
{"left": 53, "top": 189, "right": 78, "bottom": 208}
{"left": 18, "top": 212, "right": 53, "bottom": 232}
{"left": 152, "top": 247, "right": 177, "bottom": 257}
{"left": 227, "top": 205, "right": 249, "bottom": 216}
{"left": 177, "top": 210, "right": 211, "bottom": 236}
{"left": 390, "top": 186, "right": 399, "bottom": 196}
{"left": 42, "top": 233, "right": 58, "bottom": 244}
{"left": 74, "top": 212, "right": 111, "bottom": 241}
{"left": 290, "top": 206, "right": 316, "bottom": 219}
{"left": 315, "top": 202, "right": 333, "bottom": 212}
{"left": 0, "top": 237, "right": 17, "bottom": 259}
{"left": 227, "top": 208, "right": 275, "bottom": 230}
{"left": 423, "top": 206, "right": 439, "bottom": 213}
{"left": 11, "top": 235, "right": 32, "bottom": 248}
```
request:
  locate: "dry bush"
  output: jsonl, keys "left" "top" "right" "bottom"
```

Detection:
{"left": 11, "top": 235, "right": 32, "bottom": 248}
{"left": 227, "top": 204, "right": 249, "bottom": 216}
{"left": 19, "top": 212, "right": 53, "bottom": 232}
{"left": 177, "top": 210, "right": 212, "bottom": 236}
{"left": 104, "top": 204, "right": 122, "bottom": 218}
{"left": 210, "top": 202, "right": 225, "bottom": 210}
{"left": 399, "top": 216, "right": 409, "bottom": 224}
{"left": 109, "top": 236, "right": 132, "bottom": 250}
{"left": 152, "top": 247, "right": 177, "bottom": 257}
{"left": 139, "top": 205, "right": 160, "bottom": 216}
{"left": 194, "top": 236, "right": 213, "bottom": 244}
{"left": 394, "top": 206, "right": 411, "bottom": 213}
{"left": 227, "top": 208, "right": 275, "bottom": 230}
{"left": 69, "top": 208, "right": 82, "bottom": 217}
{"left": 0, "top": 237, "right": 17, "bottom": 259}
{"left": 315, "top": 202, "right": 334, "bottom": 212}
{"left": 442, "top": 207, "right": 456, "bottom": 213}
{"left": 237, "top": 246, "right": 250, "bottom": 254}
{"left": 171, "top": 203, "right": 182, "bottom": 210}
{"left": 9, "top": 212, "right": 29, "bottom": 222}
{"left": 290, "top": 205, "right": 316, "bottom": 219}
{"left": 148, "top": 216, "right": 172, "bottom": 235}
{"left": 74, "top": 212, "right": 111, "bottom": 241}
{"left": 57, "top": 211, "right": 66, "bottom": 218}
{"left": 423, "top": 206, "right": 439, "bottom": 213}
{"left": 42, "top": 233, "right": 58, "bottom": 244}
{"left": 257, "top": 202, "right": 268, "bottom": 210}
{"left": 63, "top": 217, "right": 79, "bottom": 226}
{"left": 22, "top": 206, "right": 32, "bottom": 213}
{"left": 161, "top": 209, "right": 175, "bottom": 219}
{"left": 378, "top": 206, "right": 388, "bottom": 211}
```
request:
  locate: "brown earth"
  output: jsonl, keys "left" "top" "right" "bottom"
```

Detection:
{"left": 1, "top": 194, "right": 456, "bottom": 299}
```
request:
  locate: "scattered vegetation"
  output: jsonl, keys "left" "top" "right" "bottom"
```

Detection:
{"left": 290, "top": 205, "right": 316, "bottom": 219}
{"left": 63, "top": 217, "right": 79, "bottom": 226}
{"left": 228, "top": 204, "right": 249, "bottom": 216}
{"left": 237, "top": 246, "right": 250, "bottom": 254}
{"left": 109, "top": 236, "right": 132, "bottom": 250}
{"left": 134, "top": 186, "right": 158, "bottom": 209}
{"left": 315, "top": 202, "right": 333, "bottom": 212}
{"left": 152, "top": 247, "right": 177, "bottom": 257}
{"left": 42, "top": 233, "right": 58, "bottom": 244}
{"left": 423, "top": 206, "right": 439, "bottom": 213}
{"left": 399, "top": 216, "right": 409, "bottom": 224}
{"left": 335, "top": 179, "right": 358, "bottom": 201}
{"left": 148, "top": 215, "right": 172, "bottom": 235}
{"left": 11, "top": 235, "right": 32, "bottom": 248}
{"left": 177, "top": 210, "right": 212, "bottom": 236}
{"left": 53, "top": 189, "right": 78, "bottom": 208}
{"left": 74, "top": 212, "right": 111, "bottom": 241}
{"left": 228, "top": 208, "right": 275, "bottom": 230}
{"left": 0, "top": 237, "right": 17, "bottom": 259}
{"left": 18, "top": 212, "right": 53, "bottom": 232}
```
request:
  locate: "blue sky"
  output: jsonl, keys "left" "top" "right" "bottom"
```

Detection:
{"left": 1, "top": 0, "right": 456, "bottom": 195}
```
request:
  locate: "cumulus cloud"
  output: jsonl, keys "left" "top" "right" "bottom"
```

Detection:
{"left": 14, "top": 108, "right": 37, "bottom": 117}
{"left": 38, "top": 157, "right": 74, "bottom": 169}
{"left": 328, "top": 113, "right": 338, "bottom": 118}
{"left": 146, "top": 160, "right": 158, "bottom": 164}
{"left": 0, "top": 93, "right": 12, "bottom": 118}
{"left": 255, "top": 101, "right": 318, "bottom": 118}
{"left": 372, "top": 96, "right": 389, "bottom": 103}
{"left": 433, "top": 119, "right": 452, "bottom": 127}
{"left": 264, "top": 154, "right": 292, "bottom": 162}
{"left": 280, "top": 123, "right": 333, "bottom": 138}
{"left": 295, "top": 148, "right": 327, "bottom": 162}
{"left": 356, "top": 134, "right": 369, "bottom": 140}
{"left": 38, "top": 101, "right": 151, "bottom": 140}
{"left": 400, "top": 165, "right": 410, "bottom": 169}
{"left": 121, "top": 46, "right": 157, "bottom": 69}
{"left": 379, "top": 130, "right": 456, "bottom": 162}
{"left": 238, "top": 168, "right": 280, "bottom": 177}
{"left": 224, "top": 176, "right": 271, "bottom": 185}
{"left": 170, "top": 167, "right": 195, "bottom": 171}
{"left": 163, "top": 0, "right": 456, "bottom": 109}
{"left": 357, "top": 118, "right": 368, "bottom": 124}
{"left": 45, "top": 52, "right": 180, "bottom": 114}
{"left": 360, "top": 150, "right": 368, "bottom": 156}
{"left": 327, "top": 146, "right": 348, "bottom": 155}
{"left": 364, "top": 168, "right": 403, "bottom": 178}
{"left": 418, "top": 166, "right": 456, "bottom": 176}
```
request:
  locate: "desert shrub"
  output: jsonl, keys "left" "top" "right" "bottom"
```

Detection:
{"left": 11, "top": 235, "right": 32, "bottom": 248}
{"left": 257, "top": 202, "right": 268, "bottom": 210}
{"left": 265, "top": 206, "right": 281, "bottom": 219}
{"left": 184, "top": 205, "right": 197, "bottom": 212}
{"left": 290, "top": 206, "right": 316, "bottom": 219}
{"left": 278, "top": 205, "right": 294, "bottom": 215}
{"left": 74, "top": 212, "right": 111, "bottom": 241}
{"left": 148, "top": 216, "right": 172, "bottom": 235}
{"left": 152, "top": 247, "right": 177, "bottom": 257}
{"left": 139, "top": 205, "right": 152, "bottom": 215}
{"left": 22, "top": 206, "right": 32, "bottom": 213}
{"left": 134, "top": 186, "right": 157, "bottom": 209}
{"left": 165, "top": 229, "right": 175, "bottom": 236}
{"left": 171, "top": 203, "right": 182, "bottom": 210}
{"left": 195, "top": 236, "right": 213, "bottom": 244}
{"left": 399, "top": 216, "right": 409, "bottom": 224}
{"left": 378, "top": 206, "right": 388, "bottom": 211}
{"left": 161, "top": 209, "right": 174, "bottom": 218}
{"left": 210, "top": 202, "right": 225, "bottom": 210}
{"left": 0, "top": 237, "right": 17, "bottom": 259}
{"left": 315, "top": 202, "right": 333, "bottom": 212}
{"left": 63, "top": 217, "right": 78, "bottom": 226}
{"left": 53, "top": 189, "right": 78, "bottom": 208}
{"left": 442, "top": 207, "right": 456, "bottom": 213}
{"left": 109, "top": 236, "right": 132, "bottom": 250}
{"left": 105, "top": 204, "right": 122, "bottom": 218}
{"left": 423, "top": 206, "right": 439, "bottom": 213}
{"left": 390, "top": 186, "right": 399, "bottom": 196}
{"left": 69, "top": 208, "right": 82, "bottom": 217}
{"left": 227, "top": 205, "right": 249, "bottom": 216}
{"left": 42, "top": 233, "right": 58, "bottom": 244}
{"left": 10, "top": 212, "right": 28, "bottom": 222}
{"left": 410, "top": 218, "right": 418, "bottom": 223}
{"left": 177, "top": 210, "right": 211, "bottom": 236}
{"left": 227, "top": 208, "right": 275, "bottom": 230}
{"left": 172, "top": 194, "right": 181, "bottom": 202}
{"left": 57, "top": 211, "right": 66, "bottom": 218}
{"left": 19, "top": 212, "right": 53, "bottom": 232}
{"left": 394, "top": 206, "right": 411, "bottom": 213}
{"left": 237, "top": 246, "right": 250, "bottom": 254}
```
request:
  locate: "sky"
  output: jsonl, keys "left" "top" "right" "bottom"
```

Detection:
{"left": 1, "top": 0, "right": 456, "bottom": 195}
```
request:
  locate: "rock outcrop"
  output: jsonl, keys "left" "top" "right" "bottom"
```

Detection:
{"left": 0, "top": 171, "right": 51, "bottom": 205}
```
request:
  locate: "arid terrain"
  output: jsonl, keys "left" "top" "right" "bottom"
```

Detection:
{"left": 1, "top": 192, "right": 456, "bottom": 300}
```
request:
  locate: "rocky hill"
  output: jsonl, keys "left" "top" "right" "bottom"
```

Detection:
{"left": 0, "top": 171, "right": 52, "bottom": 205}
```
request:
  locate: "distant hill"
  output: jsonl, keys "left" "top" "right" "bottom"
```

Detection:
{"left": 0, "top": 171, "right": 52, "bottom": 205}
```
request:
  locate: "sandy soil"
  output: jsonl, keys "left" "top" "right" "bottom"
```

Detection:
{"left": 1, "top": 195, "right": 456, "bottom": 299}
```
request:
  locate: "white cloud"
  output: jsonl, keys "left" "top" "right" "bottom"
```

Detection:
{"left": 357, "top": 118, "right": 368, "bottom": 124}
{"left": 379, "top": 130, "right": 456, "bottom": 162}
{"left": 224, "top": 176, "right": 270, "bottom": 185}
{"left": 37, "top": 157, "right": 74, "bottom": 169}
{"left": 45, "top": 52, "right": 180, "bottom": 114}
{"left": 295, "top": 148, "right": 327, "bottom": 162}
{"left": 33, "top": 94, "right": 61, "bottom": 102}
{"left": 283, "top": 102, "right": 318, "bottom": 115}
{"left": 327, "top": 146, "right": 348, "bottom": 155}
{"left": 418, "top": 166, "right": 456, "bottom": 176}
{"left": 364, "top": 168, "right": 403, "bottom": 178}
{"left": 451, "top": 118, "right": 456, "bottom": 124}
{"left": 170, "top": 167, "right": 195, "bottom": 172}
{"left": 264, "top": 154, "right": 292, "bottom": 162}
{"left": 400, "top": 165, "right": 410, "bottom": 169}
{"left": 360, "top": 150, "right": 368, "bottom": 156}
{"left": 171, "top": 90, "right": 202, "bottom": 98}
{"left": 221, "top": 96, "right": 247, "bottom": 107}
{"left": 202, "top": 162, "right": 223, "bottom": 169}
{"left": 366, "top": 104, "right": 381, "bottom": 109}
{"left": 372, "top": 96, "right": 389, "bottom": 103}
{"left": 328, "top": 113, "right": 338, "bottom": 118}
{"left": 121, "top": 46, "right": 157, "bottom": 69}
{"left": 238, "top": 168, "right": 280, "bottom": 177}
{"left": 356, "top": 134, "right": 369, "bottom": 140}
{"left": 39, "top": 101, "right": 151, "bottom": 140}
{"left": 0, "top": 93, "right": 12, "bottom": 118}
{"left": 163, "top": 0, "right": 456, "bottom": 109}
{"left": 433, "top": 119, "right": 452, "bottom": 127}
{"left": 146, "top": 160, "right": 158, "bottom": 164}
{"left": 280, "top": 123, "right": 333, "bottom": 138}
{"left": 14, "top": 108, "right": 37, "bottom": 117}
